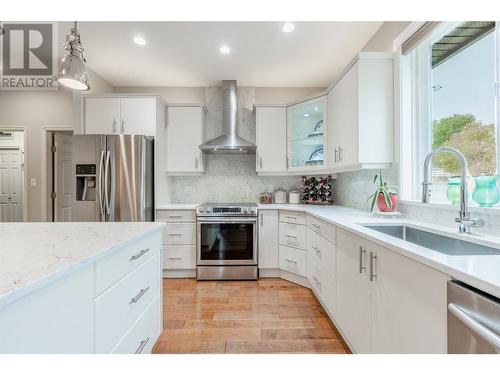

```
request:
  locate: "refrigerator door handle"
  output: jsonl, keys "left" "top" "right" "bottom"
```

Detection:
{"left": 104, "top": 150, "right": 112, "bottom": 215}
{"left": 97, "top": 150, "right": 105, "bottom": 219}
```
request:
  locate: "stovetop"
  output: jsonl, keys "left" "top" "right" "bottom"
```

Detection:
{"left": 197, "top": 202, "right": 258, "bottom": 217}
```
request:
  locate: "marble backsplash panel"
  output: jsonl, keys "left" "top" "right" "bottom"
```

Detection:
{"left": 167, "top": 85, "right": 299, "bottom": 203}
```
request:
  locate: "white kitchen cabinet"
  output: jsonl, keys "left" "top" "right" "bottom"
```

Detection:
{"left": 255, "top": 106, "right": 287, "bottom": 175}
{"left": 336, "top": 229, "right": 371, "bottom": 353}
{"left": 258, "top": 210, "right": 279, "bottom": 269}
{"left": 336, "top": 228, "right": 449, "bottom": 354}
{"left": 370, "top": 243, "right": 449, "bottom": 353}
{"left": 165, "top": 105, "right": 206, "bottom": 175}
{"left": 327, "top": 53, "right": 393, "bottom": 172}
{"left": 82, "top": 95, "right": 161, "bottom": 136}
{"left": 287, "top": 95, "right": 328, "bottom": 174}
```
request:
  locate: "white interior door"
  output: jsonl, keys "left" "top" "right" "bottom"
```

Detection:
{"left": 0, "top": 148, "right": 22, "bottom": 222}
{"left": 54, "top": 133, "right": 74, "bottom": 222}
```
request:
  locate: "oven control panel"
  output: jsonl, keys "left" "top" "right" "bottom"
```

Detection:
{"left": 197, "top": 204, "right": 257, "bottom": 217}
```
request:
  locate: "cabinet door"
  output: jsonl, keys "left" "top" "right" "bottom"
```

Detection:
{"left": 328, "top": 63, "right": 358, "bottom": 167}
{"left": 84, "top": 97, "right": 121, "bottom": 135}
{"left": 258, "top": 210, "right": 279, "bottom": 269}
{"left": 166, "top": 106, "right": 204, "bottom": 174}
{"left": 336, "top": 229, "right": 370, "bottom": 353}
{"left": 256, "top": 107, "right": 287, "bottom": 174}
{"left": 120, "top": 97, "right": 156, "bottom": 136}
{"left": 370, "top": 243, "right": 448, "bottom": 353}
{"left": 287, "top": 96, "right": 327, "bottom": 171}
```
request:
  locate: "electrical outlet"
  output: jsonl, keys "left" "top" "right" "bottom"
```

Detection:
{"left": 30, "top": 178, "right": 36, "bottom": 187}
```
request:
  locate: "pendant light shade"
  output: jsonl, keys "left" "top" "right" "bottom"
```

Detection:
{"left": 58, "top": 22, "right": 90, "bottom": 91}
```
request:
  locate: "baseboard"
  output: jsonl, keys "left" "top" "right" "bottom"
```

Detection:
{"left": 279, "top": 270, "right": 310, "bottom": 288}
{"left": 258, "top": 268, "right": 280, "bottom": 278}
{"left": 163, "top": 269, "right": 196, "bottom": 278}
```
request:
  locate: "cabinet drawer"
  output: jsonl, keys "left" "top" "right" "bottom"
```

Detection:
{"left": 279, "top": 210, "right": 306, "bottom": 225}
{"left": 164, "top": 223, "right": 196, "bottom": 245}
{"left": 95, "top": 253, "right": 161, "bottom": 354}
{"left": 279, "top": 222, "right": 306, "bottom": 250}
{"left": 95, "top": 231, "right": 161, "bottom": 296}
{"left": 279, "top": 245, "right": 307, "bottom": 277}
{"left": 307, "top": 215, "right": 336, "bottom": 244}
{"left": 111, "top": 295, "right": 161, "bottom": 354}
{"left": 163, "top": 245, "right": 196, "bottom": 269}
{"left": 156, "top": 210, "right": 195, "bottom": 222}
{"left": 307, "top": 228, "right": 335, "bottom": 265}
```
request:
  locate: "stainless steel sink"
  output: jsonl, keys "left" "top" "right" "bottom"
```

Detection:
{"left": 362, "top": 224, "right": 500, "bottom": 256}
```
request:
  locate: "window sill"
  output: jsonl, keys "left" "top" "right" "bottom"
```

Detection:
{"left": 399, "top": 200, "right": 500, "bottom": 217}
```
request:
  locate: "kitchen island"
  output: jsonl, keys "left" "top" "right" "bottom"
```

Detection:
{"left": 0, "top": 222, "right": 165, "bottom": 354}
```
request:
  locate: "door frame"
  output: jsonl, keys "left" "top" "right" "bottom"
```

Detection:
{"left": 41, "top": 125, "right": 73, "bottom": 222}
{"left": 0, "top": 126, "right": 27, "bottom": 222}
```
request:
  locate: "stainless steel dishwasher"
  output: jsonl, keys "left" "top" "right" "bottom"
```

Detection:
{"left": 447, "top": 281, "right": 500, "bottom": 353}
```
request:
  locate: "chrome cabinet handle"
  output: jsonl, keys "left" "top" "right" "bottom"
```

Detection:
{"left": 312, "top": 223, "right": 320, "bottom": 229}
{"left": 195, "top": 156, "right": 198, "bottom": 169}
{"left": 168, "top": 257, "right": 182, "bottom": 260}
{"left": 334, "top": 147, "right": 338, "bottom": 163}
{"left": 313, "top": 245, "right": 321, "bottom": 254}
{"left": 448, "top": 303, "right": 500, "bottom": 350}
{"left": 168, "top": 233, "right": 183, "bottom": 236}
{"left": 284, "top": 216, "right": 297, "bottom": 220}
{"left": 313, "top": 275, "right": 321, "bottom": 285}
{"left": 285, "top": 234, "right": 297, "bottom": 238}
{"left": 285, "top": 258, "right": 297, "bottom": 264}
{"left": 260, "top": 213, "right": 263, "bottom": 227}
{"left": 134, "top": 337, "right": 150, "bottom": 354}
{"left": 121, "top": 119, "right": 125, "bottom": 133}
{"left": 130, "top": 248, "right": 150, "bottom": 262}
{"left": 259, "top": 156, "right": 263, "bottom": 169}
{"left": 339, "top": 147, "right": 344, "bottom": 163}
{"left": 369, "top": 252, "right": 377, "bottom": 282}
{"left": 112, "top": 119, "right": 117, "bottom": 133}
{"left": 130, "top": 287, "right": 150, "bottom": 304}
{"left": 168, "top": 215, "right": 183, "bottom": 219}
{"left": 359, "top": 246, "right": 366, "bottom": 274}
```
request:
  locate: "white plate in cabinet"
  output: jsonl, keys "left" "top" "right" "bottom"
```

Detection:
{"left": 279, "top": 222, "right": 306, "bottom": 250}
{"left": 279, "top": 211, "right": 306, "bottom": 225}
{"left": 111, "top": 295, "right": 161, "bottom": 354}
{"left": 95, "top": 231, "right": 161, "bottom": 296}
{"left": 164, "top": 223, "right": 196, "bottom": 245}
{"left": 279, "top": 245, "right": 307, "bottom": 277}
{"left": 156, "top": 210, "right": 196, "bottom": 223}
{"left": 95, "top": 253, "right": 161, "bottom": 354}
{"left": 163, "top": 245, "right": 196, "bottom": 269}
{"left": 306, "top": 215, "right": 336, "bottom": 245}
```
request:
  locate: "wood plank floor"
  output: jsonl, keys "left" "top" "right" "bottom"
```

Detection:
{"left": 153, "top": 278, "right": 348, "bottom": 354}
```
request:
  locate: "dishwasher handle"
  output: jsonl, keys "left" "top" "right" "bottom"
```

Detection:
{"left": 448, "top": 303, "right": 500, "bottom": 352}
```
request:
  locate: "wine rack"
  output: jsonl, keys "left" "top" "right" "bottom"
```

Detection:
{"left": 300, "top": 175, "right": 334, "bottom": 205}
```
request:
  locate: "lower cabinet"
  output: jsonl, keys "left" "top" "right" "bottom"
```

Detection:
{"left": 258, "top": 210, "right": 279, "bottom": 270}
{"left": 336, "top": 228, "right": 449, "bottom": 353}
{"left": 279, "top": 245, "right": 307, "bottom": 277}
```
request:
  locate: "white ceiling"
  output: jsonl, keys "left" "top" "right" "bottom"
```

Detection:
{"left": 58, "top": 22, "right": 383, "bottom": 87}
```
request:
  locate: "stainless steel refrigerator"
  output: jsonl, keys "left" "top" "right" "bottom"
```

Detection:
{"left": 97, "top": 135, "right": 154, "bottom": 222}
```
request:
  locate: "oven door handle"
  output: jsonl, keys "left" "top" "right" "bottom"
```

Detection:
{"left": 197, "top": 217, "right": 257, "bottom": 224}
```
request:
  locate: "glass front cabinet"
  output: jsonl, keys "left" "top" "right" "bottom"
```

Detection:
{"left": 287, "top": 95, "right": 327, "bottom": 172}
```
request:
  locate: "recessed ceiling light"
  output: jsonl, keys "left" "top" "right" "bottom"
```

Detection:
{"left": 219, "top": 45, "right": 231, "bottom": 55}
{"left": 303, "top": 113, "right": 310, "bottom": 117}
{"left": 282, "top": 22, "right": 295, "bottom": 33}
{"left": 133, "top": 36, "right": 146, "bottom": 46}
{"left": 314, "top": 106, "right": 319, "bottom": 111}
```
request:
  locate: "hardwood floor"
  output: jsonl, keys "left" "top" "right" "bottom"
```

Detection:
{"left": 153, "top": 278, "right": 349, "bottom": 354}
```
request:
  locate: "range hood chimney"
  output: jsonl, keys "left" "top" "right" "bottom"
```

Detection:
{"left": 200, "top": 80, "right": 257, "bottom": 154}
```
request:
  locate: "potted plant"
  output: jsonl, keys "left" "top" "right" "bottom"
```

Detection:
{"left": 368, "top": 171, "right": 398, "bottom": 212}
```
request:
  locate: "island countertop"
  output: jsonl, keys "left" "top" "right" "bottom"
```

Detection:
{"left": 0, "top": 222, "right": 165, "bottom": 308}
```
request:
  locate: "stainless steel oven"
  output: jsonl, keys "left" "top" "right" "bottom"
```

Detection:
{"left": 196, "top": 203, "right": 258, "bottom": 280}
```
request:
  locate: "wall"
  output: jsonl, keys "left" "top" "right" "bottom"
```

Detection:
{"left": 0, "top": 68, "right": 112, "bottom": 221}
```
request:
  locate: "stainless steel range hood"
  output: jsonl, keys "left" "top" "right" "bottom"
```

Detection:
{"left": 200, "top": 80, "right": 256, "bottom": 154}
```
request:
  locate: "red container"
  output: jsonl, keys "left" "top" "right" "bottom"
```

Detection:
{"left": 377, "top": 193, "right": 398, "bottom": 212}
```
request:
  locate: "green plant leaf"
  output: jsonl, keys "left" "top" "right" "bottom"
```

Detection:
{"left": 383, "top": 189, "right": 392, "bottom": 209}
{"left": 373, "top": 174, "right": 378, "bottom": 184}
{"left": 370, "top": 192, "right": 378, "bottom": 212}
{"left": 378, "top": 170, "right": 384, "bottom": 187}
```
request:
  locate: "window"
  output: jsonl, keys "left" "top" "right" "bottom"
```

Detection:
{"left": 401, "top": 22, "right": 499, "bottom": 207}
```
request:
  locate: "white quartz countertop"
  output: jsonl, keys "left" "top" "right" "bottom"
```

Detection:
{"left": 0, "top": 222, "right": 165, "bottom": 308}
{"left": 156, "top": 204, "right": 199, "bottom": 210}
{"left": 258, "top": 203, "right": 500, "bottom": 298}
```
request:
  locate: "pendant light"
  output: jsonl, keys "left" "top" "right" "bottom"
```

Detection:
{"left": 58, "top": 21, "right": 91, "bottom": 91}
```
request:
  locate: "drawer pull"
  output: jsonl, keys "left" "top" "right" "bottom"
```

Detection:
{"left": 129, "top": 286, "right": 150, "bottom": 304}
{"left": 369, "top": 252, "right": 377, "bottom": 282}
{"left": 313, "top": 275, "right": 321, "bottom": 285}
{"left": 284, "top": 216, "right": 297, "bottom": 220}
{"left": 313, "top": 245, "right": 321, "bottom": 254}
{"left": 285, "top": 258, "right": 297, "bottom": 264}
{"left": 168, "top": 233, "right": 183, "bottom": 236}
{"left": 312, "top": 223, "right": 321, "bottom": 229}
{"left": 285, "top": 234, "right": 297, "bottom": 238}
{"left": 358, "top": 246, "right": 366, "bottom": 274}
{"left": 168, "top": 215, "right": 183, "bottom": 219}
{"left": 134, "top": 337, "right": 150, "bottom": 354}
{"left": 129, "top": 248, "right": 150, "bottom": 262}
{"left": 168, "top": 257, "right": 182, "bottom": 260}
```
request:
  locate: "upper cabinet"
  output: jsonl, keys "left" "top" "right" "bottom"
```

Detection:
{"left": 255, "top": 106, "right": 287, "bottom": 175}
{"left": 80, "top": 95, "right": 161, "bottom": 136}
{"left": 327, "top": 53, "right": 394, "bottom": 172}
{"left": 165, "top": 105, "right": 206, "bottom": 176}
{"left": 287, "top": 96, "right": 327, "bottom": 173}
